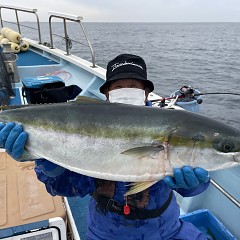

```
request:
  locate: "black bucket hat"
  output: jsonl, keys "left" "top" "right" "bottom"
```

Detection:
{"left": 100, "top": 54, "right": 154, "bottom": 93}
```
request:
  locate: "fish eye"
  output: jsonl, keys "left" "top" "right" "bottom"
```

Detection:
{"left": 214, "top": 141, "right": 234, "bottom": 153}
{"left": 213, "top": 139, "right": 235, "bottom": 153}
{"left": 222, "top": 143, "right": 234, "bottom": 153}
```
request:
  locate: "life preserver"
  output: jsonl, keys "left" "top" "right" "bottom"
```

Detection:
{"left": 8, "top": 31, "right": 22, "bottom": 43}
{"left": 20, "top": 40, "right": 29, "bottom": 51}
{"left": 10, "top": 42, "right": 20, "bottom": 53}
{"left": 0, "top": 37, "right": 9, "bottom": 45}
{"left": 0, "top": 27, "right": 10, "bottom": 37}
{"left": 0, "top": 35, "right": 4, "bottom": 42}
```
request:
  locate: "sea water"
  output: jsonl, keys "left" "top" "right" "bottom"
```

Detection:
{"left": 19, "top": 22, "right": 240, "bottom": 129}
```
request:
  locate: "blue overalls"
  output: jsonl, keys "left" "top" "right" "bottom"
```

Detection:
{"left": 35, "top": 164, "right": 209, "bottom": 240}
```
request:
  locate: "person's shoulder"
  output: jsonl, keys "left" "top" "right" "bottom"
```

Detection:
{"left": 145, "top": 101, "right": 152, "bottom": 106}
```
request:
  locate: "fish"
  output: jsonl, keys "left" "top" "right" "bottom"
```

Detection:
{"left": 0, "top": 96, "right": 239, "bottom": 184}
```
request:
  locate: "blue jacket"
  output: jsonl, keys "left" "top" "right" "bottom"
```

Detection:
{"left": 35, "top": 164, "right": 209, "bottom": 240}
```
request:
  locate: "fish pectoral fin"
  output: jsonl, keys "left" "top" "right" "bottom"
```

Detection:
{"left": 17, "top": 150, "right": 42, "bottom": 162}
{"left": 121, "top": 146, "right": 164, "bottom": 159}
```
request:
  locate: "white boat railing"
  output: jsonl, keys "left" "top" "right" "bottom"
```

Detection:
{"left": 0, "top": 5, "right": 97, "bottom": 68}
{"left": 0, "top": 4, "right": 42, "bottom": 44}
{"left": 48, "top": 11, "right": 96, "bottom": 67}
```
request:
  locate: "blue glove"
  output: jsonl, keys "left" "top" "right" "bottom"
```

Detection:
{"left": 36, "top": 159, "right": 65, "bottom": 177}
{"left": 164, "top": 166, "right": 210, "bottom": 189}
{"left": 0, "top": 122, "right": 28, "bottom": 160}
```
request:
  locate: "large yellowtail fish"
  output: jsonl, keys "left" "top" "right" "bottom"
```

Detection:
{"left": 0, "top": 97, "right": 239, "bottom": 184}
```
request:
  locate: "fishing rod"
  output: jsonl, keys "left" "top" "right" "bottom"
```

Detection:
{"left": 150, "top": 86, "right": 240, "bottom": 103}
{"left": 194, "top": 92, "right": 240, "bottom": 96}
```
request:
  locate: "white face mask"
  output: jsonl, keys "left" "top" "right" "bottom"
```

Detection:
{"left": 108, "top": 88, "right": 146, "bottom": 106}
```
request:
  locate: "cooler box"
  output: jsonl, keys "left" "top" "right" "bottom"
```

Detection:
{"left": 22, "top": 76, "right": 64, "bottom": 89}
{"left": 180, "top": 209, "right": 236, "bottom": 240}
{"left": 22, "top": 76, "right": 65, "bottom": 104}
{"left": 22, "top": 76, "right": 82, "bottom": 104}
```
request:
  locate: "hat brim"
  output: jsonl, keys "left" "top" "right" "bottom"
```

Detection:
{"left": 100, "top": 72, "right": 154, "bottom": 93}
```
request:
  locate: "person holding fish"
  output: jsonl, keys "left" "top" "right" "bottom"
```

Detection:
{"left": 0, "top": 54, "right": 210, "bottom": 240}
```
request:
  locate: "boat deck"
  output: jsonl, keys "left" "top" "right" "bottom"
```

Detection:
{"left": 17, "top": 50, "right": 59, "bottom": 66}
{"left": 0, "top": 151, "right": 66, "bottom": 237}
{"left": 178, "top": 166, "right": 240, "bottom": 238}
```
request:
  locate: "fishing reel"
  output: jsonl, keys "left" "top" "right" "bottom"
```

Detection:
{"left": 151, "top": 85, "right": 203, "bottom": 108}
{"left": 179, "top": 85, "right": 203, "bottom": 104}
{"left": 179, "top": 85, "right": 194, "bottom": 97}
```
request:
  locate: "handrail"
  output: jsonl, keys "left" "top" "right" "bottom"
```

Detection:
{"left": 48, "top": 11, "right": 96, "bottom": 67}
{"left": 0, "top": 5, "right": 42, "bottom": 44}
{"left": 210, "top": 179, "right": 240, "bottom": 208}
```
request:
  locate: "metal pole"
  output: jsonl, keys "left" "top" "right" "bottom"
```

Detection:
{"left": 63, "top": 18, "right": 69, "bottom": 55}
{"left": 210, "top": 179, "right": 240, "bottom": 208}
{"left": 0, "top": 7, "right": 3, "bottom": 28}
{"left": 0, "top": 5, "right": 42, "bottom": 44}
{"left": 34, "top": 12, "right": 42, "bottom": 44}
{"left": 79, "top": 21, "right": 96, "bottom": 67}
{"left": 15, "top": 9, "right": 21, "bottom": 34}
{"left": 48, "top": 11, "right": 96, "bottom": 66}
{"left": 49, "top": 15, "right": 54, "bottom": 49}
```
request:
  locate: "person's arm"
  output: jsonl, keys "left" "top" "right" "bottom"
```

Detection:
{"left": 164, "top": 166, "right": 210, "bottom": 197}
{"left": 35, "top": 159, "right": 95, "bottom": 197}
{"left": 0, "top": 122, "right": 95, "bottom": 197}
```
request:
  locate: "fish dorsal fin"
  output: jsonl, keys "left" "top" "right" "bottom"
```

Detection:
{"left": 0, "top": 104, "right": 28, "bottom": 111}
{"left": 75, "top": 96, "right": 105, "bottom": 103}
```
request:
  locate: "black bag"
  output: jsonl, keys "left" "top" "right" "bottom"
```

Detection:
{"left": 41, "top": 84, "right": 82, "bottom": 103}
{"left": 22, "top": 76, "right": 81, "bottom": 104}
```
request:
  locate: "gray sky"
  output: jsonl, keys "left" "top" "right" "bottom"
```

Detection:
{"left": 1, "top": 0, "right": 240, "bottom": 22}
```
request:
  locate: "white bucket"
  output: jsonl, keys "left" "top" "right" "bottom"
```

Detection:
{"left": 170, "top": 90, "right": 202, "bottom": 112}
